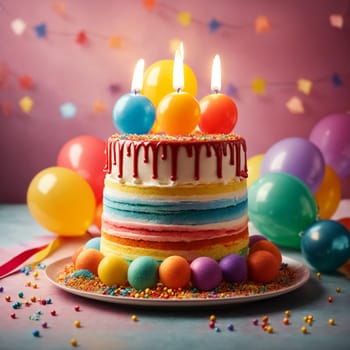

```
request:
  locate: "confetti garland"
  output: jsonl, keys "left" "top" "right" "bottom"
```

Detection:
{"left": 0, "top": 0, "right": 349, "bottom": 118}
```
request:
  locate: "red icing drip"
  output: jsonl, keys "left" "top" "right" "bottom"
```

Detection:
{"left": 105, "top": 136, "right": 248, "bottom": 180}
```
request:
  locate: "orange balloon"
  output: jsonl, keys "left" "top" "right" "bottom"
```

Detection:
{"left": 157, "top": 92, "right": 200, "bottom": 136}
{"left": 315, "top": 165, "right": 342, "bottom": 219}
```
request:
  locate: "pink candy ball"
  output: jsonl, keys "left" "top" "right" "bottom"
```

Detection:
{"left": 190, "top": 257, "right": 222, "bottom": 291}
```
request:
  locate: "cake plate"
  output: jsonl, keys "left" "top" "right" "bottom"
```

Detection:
{"left": 45, "top": 256, "right": 310, "bottom": 307}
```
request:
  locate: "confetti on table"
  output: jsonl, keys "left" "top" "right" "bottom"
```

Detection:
{"left": 251, "top": 77, "right": 266, "bottom": 94}
{"left": 331, "top": 72, "right": 343, "bottom": 87}
{"left": 34, "top": 23, "right": 47, "bottom": 38}
{"left": 109, "top": 83, "right": 122, "bottom": 94}
{"left": 286, "top": 96, "right": 304, "bottom": 114}
{"left": 109, "top": 35, "right": 123, "bottom": 48}
{"left": 18, "top": 75, "right": 34, "bottom": 90}
{"left": 60, "top": 102, "right": 77, "bottom": 119}
{"left": 255, "top": 16, "right": 271, "bottom": 33}
{"left": 19, "top": 96, "right": 34, "bottom": 113}
{"left": 92, "top": 99, "right": 107, "bottom": 113}
{"left": 209, "top": 18, "right": 221, "bottom": 33}
{"left": 297, "top": 78, "right": 313, "bottom": 95}
{"left": 177, "top": 11, "right": 192, "bottom": 26}
{"left": 143, "top": 0, "right": 156, "bottom": 11}
{"left": 11, "top": 18, "right": 27, "bottom": 35}
{"left": 225, "top": 83, "right": 238, "bottom": 97}
{"left": 52, "top": 2, "right": 66, "bottom": 15}
{"left": 76, "top": 31, "right": 88, "bottom": 45}
{"left": 329, "top": 14, "right": 344, "bottom": 29}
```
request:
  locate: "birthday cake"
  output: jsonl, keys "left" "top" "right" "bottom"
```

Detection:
{"left": 100, "top": 133, "right": 249, "bottom": 262}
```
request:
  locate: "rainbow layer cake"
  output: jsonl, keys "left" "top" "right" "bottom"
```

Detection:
{"left": 101, "top": 133, "right": 248, "bottom": 262}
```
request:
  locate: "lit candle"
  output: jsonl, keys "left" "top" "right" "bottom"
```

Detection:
{"left": 112, "top": 59, "right": 156, "bottom": 134}
{"left": 156, "top": 46, "right": 200, "bottom": 136}
{"left": 198, "top": 55, "right": 238, "bottom": 134}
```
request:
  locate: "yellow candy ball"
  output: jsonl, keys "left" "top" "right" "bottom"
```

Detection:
{"left": 97, "top": 255, "right": 128, "bottom": 286}
{"left": 157, "top": 92, "right": 200, "bottom": 136}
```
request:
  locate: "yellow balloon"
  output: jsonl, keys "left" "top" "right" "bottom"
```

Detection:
{"left": 27, "top": 166, "right": 96, "bottom": 236}
{"left": 315, "top": 164, "right": 342, "bottom": 219}
{"left": 247, "top": 154, "right": 264, "bottom": 188}
{"left": 142, "top": 60, "right": 197, "bottom": 107}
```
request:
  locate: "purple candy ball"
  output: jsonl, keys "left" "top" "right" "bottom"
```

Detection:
{"left": 219, "top": 254, "right": 248, "bottom": 283}
{"left": 249, "top": 234, "right": 267, "bottom": 248}
{"left": 190, "top": 257, "right": 223, "bottom": 291}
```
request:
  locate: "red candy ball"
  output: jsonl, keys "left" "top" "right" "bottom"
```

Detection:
{"left": 199, "top": 94, "right": 238, "bottom": 134}
{"left": 247, "top": 250, "right": 280, "bottom": 283}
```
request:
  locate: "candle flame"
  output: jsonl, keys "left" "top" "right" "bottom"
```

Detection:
{"left": 173, "top": 47, "right": 184, "bottom": 91}
{"left": 211, "top": 54, "right": 221, "bottom": 93}
{"left": 131, "top": 59, "right": 145, "bottom": 93}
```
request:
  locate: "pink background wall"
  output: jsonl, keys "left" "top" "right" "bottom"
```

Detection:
{"left": 1, "top": 0, "right": 349, "bottom": 202}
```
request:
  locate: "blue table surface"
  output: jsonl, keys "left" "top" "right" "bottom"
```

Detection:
{"left": 0, "top": 204, "right": 349, "bottom": 350}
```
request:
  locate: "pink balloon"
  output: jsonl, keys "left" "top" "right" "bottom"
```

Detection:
{"left": 57, "top": 135, "right": 106, "bottom": 204}
{"left": 309, "top": 113, "right": 350, "bottom": 178}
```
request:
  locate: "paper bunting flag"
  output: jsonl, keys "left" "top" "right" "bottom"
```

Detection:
{"left": 109, "top": 36, "right": 123, "bottom": 48}
{"left": 76, "top": 31, "right": 88, "bottom": 45}
{"left": 209, "top": 18, "right": 221, "bottom": 33}
{"left": 19, "top": 96, "right": 34, "bottom": 113}
{"left": 92, "top": 99, "right": 107, "bottom": 113}
{"left": 286, "top": 96, "right": 304, "bottom": 114}
{"left": 11, "top": 18, "right": 27, "bottom": 35}
{"left": 143, "top": 0, "right": 156, "bottom": 11}
{"left": 251, "top": 77, "right": 266, "bottom": 94}
{"left": 329, "top": 14, "right": 344, "bottom": 29}
{"left": 331, "top": 73, "right": 343, "bottom": 87}
{"left": 52, "top": 2, "right": 66, "bottom": 15}
{"left": 18, "top": 75, "right": 33, "bottom": 90}
{"left": 34, "top": 23, "right": 47, "bottom": 38}
{"left": 297, "top": 78, "right": 313, "bottom": 95}
{"left": 255, "top": 16, "right": 271, "bottom": 33}
{"left": 178, "top": 11, "right": 192, "bottom": 26}
{"left": 60, "top": 102, "right": 77, "bottom": 119}
{"left": 0, "top": 102, "right": 12, "bottom": 116}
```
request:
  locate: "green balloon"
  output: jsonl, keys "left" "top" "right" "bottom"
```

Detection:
{"left": 248, "top": 173, "right": 317, "bottom": 249}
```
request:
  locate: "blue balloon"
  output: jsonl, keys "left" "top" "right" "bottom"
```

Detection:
{"left": 301, "top": 220, "right": 350, "bottom": 272}
{"left": 112, "top": 94, "right": 156, "bottom": 134}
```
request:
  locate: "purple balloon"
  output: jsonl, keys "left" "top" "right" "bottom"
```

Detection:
{"left": 309, "top": 113, "right": 350, "bottom": 179}
{"left": 261, "top": 137, "right": 325, "bottom": 192}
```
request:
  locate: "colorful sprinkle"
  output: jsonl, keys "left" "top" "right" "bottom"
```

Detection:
{"left": 74, "top": 320, "right": 81, "bottom": 328}
{"left": 328, "top": 318, "right": 335, "bottom": 326}
{"left": 18, "top": 291, "right": 24, "bottom": 298}
{"left": 284, "top": 310, "right": 291, "bottom": 317}
{"left": 209, "top": 315, "right": 216, "bottom": 321}
{"left": 32, "top": 329, "right": 40, "bottom": 337}
{"left": 226, "top": 323, "right": 234, "bottom": 331}
{"left": 209, "top": 320, "right": 215, "bottom": 329}
{"left": 316, "top": 272, "right": 321, "bottom": 279}
{"left": 301, "top": 326, "right": 308, "bottom": 334}
{"left": 74, "top": 305, "right": 80, "bottom": 312}
{"left": 0, "top": 286, "right": 4, "bottom": 292}
{"left": 42, "top": 322, "right": 48, "bottom": 328}
{"left": 70, "top": 338, "right": 78, "bottom": 347}
{"left": 283, "top": 317, "right": 290, "bottom": 325}
{"left": 50, "top": 310, "right": 56, "bottom": 316}
{"left": 252, "top": 319, "right": 259, "bottom": 326}
{"left": 328, "top": 296, "right": 333, "bottom": 303}
{"left": 131, "top": 315, "right": 138, "bottom": 322}
{"left": 5, "top": 295, "right": 11, "bottom": 302}
{"left": 10, "top": 313, "right": 16, "bottom": 319}
{"left": 336, "top": 287, "right": 341, "bottom": 293}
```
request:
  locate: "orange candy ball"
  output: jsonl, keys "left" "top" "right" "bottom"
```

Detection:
{"left": 247, "top": 250, "right": 280, "bottom": 283}
{"left": 156, "top": 92, "right": 200, "bottom": 136}
{"left": 159, "top": 255, "right": 191, "bottom": 289}
{"left": 72, "top": 245, "right": 84, "bottom": 265}
{"left": 249, "top": 240, "right": 282, "bottom": 265}
{"left": 75, "top": 248, "right": 104, "bottom": 275}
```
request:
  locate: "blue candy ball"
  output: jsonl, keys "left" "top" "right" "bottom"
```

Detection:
{"left": 301, "top": 220, "right": 350, "bottom": 272}
{"left": 127, "top": 256, "right": 159, "bottom": 290}
{"left": 84, "top": 237, "right": 101, "bottom": 251}
{"left": 112, "top": 94, "right": 155, "bottom": 134}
